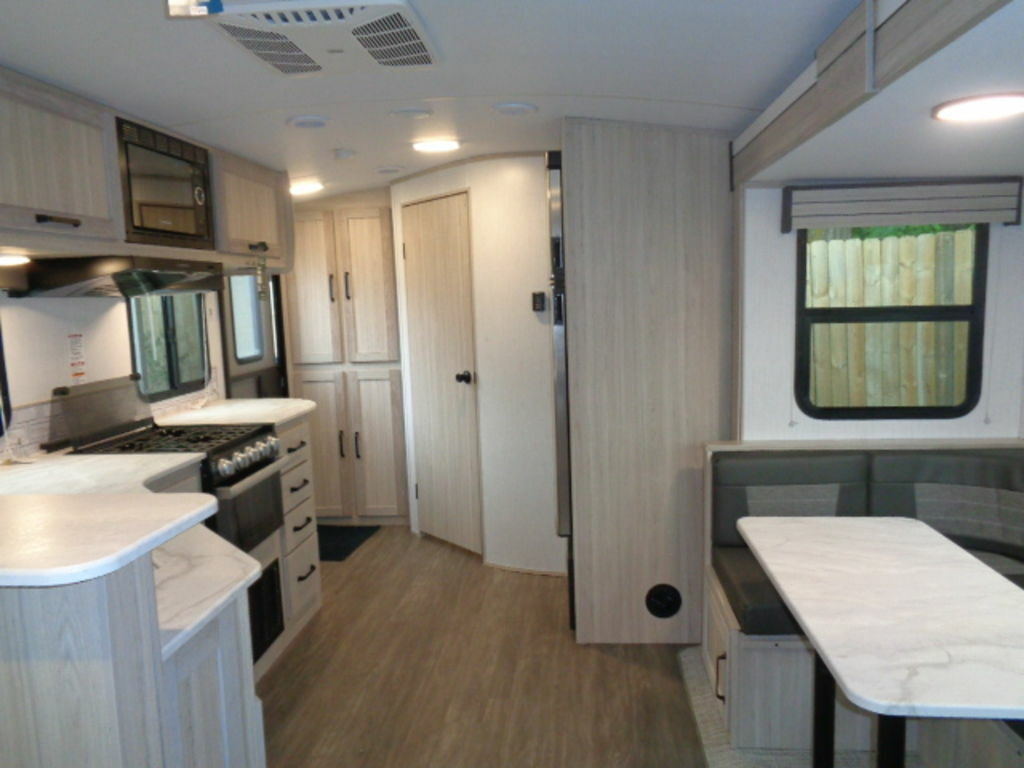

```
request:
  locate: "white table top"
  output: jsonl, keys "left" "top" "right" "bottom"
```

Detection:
{"left": 157, "top": 397, "right": 315, "bottom": 427}
{"left": 738, "top": 516, "right": 1024, "bottom": 718}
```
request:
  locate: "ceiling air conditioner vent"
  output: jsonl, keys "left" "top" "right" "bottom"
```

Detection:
{"left": 207, "top": 2, "right": 437, "bottom": 76}
{"left": 218, "top": 22, "right": 323, "bottom": 74}
{"left": 351, "top": 12, "right": 432, "bottom": 66}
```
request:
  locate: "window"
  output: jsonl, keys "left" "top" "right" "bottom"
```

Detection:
{"left": 795, "top": 224, "right": 988, "bottom": 419}
{"left": 229, "top": 275, "right": 265, "bottom": 364}
{"left": 129, "top": 293, "right": 208, "bottom": 400}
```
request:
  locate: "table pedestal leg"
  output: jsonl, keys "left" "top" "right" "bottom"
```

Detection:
{"left": 813, "top": 654, "right": 835, "bottom": 768}
{"left": 877, "top": 715, "right": 905, "bottom": 768}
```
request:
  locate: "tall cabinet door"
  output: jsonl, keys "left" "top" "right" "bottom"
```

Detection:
{"left": 294, "top": 369, "right": 353, "bottom": 518}
{"left": 335, "top": 207, "right": 400, "bottom": 362}
{"left": 347, "top": 369, "right": 408, "bottom": 518}
{"left": 287, "top": 212, "right": 344, "bottom": 364}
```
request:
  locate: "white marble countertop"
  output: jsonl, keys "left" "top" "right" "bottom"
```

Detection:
{"left": 0, "top": 493, "right": 216, "bottom": 587}
{"left": 739, "top": 516, "right": 1024, "bottom": 718}
{"left": 154, "top": 525, "right": 260, "bottom": 659}
{"left": 0, "top": 452, "right": 204, "bottom": 495}
{"left": 157, "top": 397, "right": 315, "bottom": 428}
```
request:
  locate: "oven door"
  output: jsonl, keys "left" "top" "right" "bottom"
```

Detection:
{"left": 215, "top": 457, "right": 286, "bottom": 552}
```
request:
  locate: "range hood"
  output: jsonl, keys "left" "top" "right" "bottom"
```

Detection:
{"left": 22, "top": 256, "right": 224, "bottom": 298}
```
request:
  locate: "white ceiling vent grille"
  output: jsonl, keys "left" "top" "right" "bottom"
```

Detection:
{"left": 217, "top": 22, "right": 323, "bottom": 74}
{"left": 208, "top": 2, "right": 437, "bottom": 76}
{"left": 351, "top": 12, "right": 432, "bottom": 66}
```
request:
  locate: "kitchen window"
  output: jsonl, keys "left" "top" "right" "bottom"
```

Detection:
{"left": 795, "top": 224, "right": 988, "bottom": 419}
{"left": 229, "top": 275, "right": 265, "bottom": 364}
{"left": 129, "top": 293, "right": 208, "bottom": 401}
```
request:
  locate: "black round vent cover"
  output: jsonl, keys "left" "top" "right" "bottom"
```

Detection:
{"left": 646, "top": 584, "right": 682, "bottom": 619}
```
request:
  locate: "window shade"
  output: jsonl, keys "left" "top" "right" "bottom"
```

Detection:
{"left": 782, "top": 178, "right": 1022, "bottom": 233}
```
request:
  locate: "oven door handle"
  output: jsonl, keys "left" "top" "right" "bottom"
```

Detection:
{"left": 215, "top": 457, "right": 288, "bottom": 501}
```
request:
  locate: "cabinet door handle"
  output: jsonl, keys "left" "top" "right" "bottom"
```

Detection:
{"left": 287, "top": 440, "right": 307, "bottom": 454}
{"left": 714, "top": 653, "right": 727, "bottom": 701}
{"left": 292, "top": 516, "right": 313, "bottom": 533}
{"left": 248, "top": 241, "right": 269, "bottom": 253}
{"left": 35, "top": 213, "right": 82, "bottom": 228}
{"left": 328, "top": 274, "right": 336, "bottom": 303}
{"left": 354, "top": 431, "right": 361, "bottom": 459}
{"left": 297, "top": 563, "right": 317, "bottom": 582}
{"left": 290, "top": 478, "right": 310, "bottom": 493}
{"left": 343, "top": 271, "right": 351, "bottom": 300}
{"left": 338, "top": 430, "right": 345, "bottom": 458}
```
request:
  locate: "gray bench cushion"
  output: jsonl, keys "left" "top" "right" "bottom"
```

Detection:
{"left": 712, "top": 546, "right": 801, "bottom": 636}
{"left": 712, "top": 452, "right": 869, "bottom": 546}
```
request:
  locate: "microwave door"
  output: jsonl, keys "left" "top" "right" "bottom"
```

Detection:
{"left": 126, "top": 143, "right": 201, "bottom": 236}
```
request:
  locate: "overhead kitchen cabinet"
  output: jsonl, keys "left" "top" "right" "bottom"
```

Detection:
{"left": 212, "top": 150, "right": 294, "bottom": 268}
{"left": 334, "top": 207, "right": 400, "bottom": 362}
{"left": 0, "top": 67, "right": 122, "bottom": 242}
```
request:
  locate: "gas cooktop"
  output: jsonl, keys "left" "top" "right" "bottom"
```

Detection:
{"left": 78, "top": 424, "right": 268, "bottom": 455}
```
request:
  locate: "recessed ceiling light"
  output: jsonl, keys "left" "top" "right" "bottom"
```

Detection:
{"left": 0, "top": 254, "right": 31, "bottom": 267}
{"left": 290, "top": 180, "right": 324, "bottom": 196}
{"left": 376, "top": 166, "right": 404, "bottom": 175}
{"left": 932, "top": 93, "right": 1024, "bottom": 123}
{"left": 333, "top": 148, "right": 357, "bottom": 160}
{"left": 493, "top": 101, "right": 538, "bottom": 116}
{"left": 286, "top": 114, "right": 329, "bottom": 129}
{"left": 412, "top": 139, "right": 460, "bottom": 153}
{"left": 390, "top": 107, "right": 433, "bottom": 120}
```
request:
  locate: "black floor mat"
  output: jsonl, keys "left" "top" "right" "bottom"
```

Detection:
{"left": 317, "top": 525, "right": 380, "bottom": 561}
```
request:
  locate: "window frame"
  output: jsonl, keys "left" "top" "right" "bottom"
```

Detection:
{"left": 128, "top": 293, "right": 209, "bottom": 403}
{"left": 793, "top": 224, "right": 989, "bottom": 420}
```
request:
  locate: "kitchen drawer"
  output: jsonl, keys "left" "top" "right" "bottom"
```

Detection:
{"left": 284, "top": 531, "right": 320, "bottom": 620}
{"left": 277, "top": 421, "right": 311, "bottom": 468}
{"left": 283, "top": 497, "right": 317, "bottom": 555}
{"left": 281, "top": 460, "right": 313, "bottom": 512}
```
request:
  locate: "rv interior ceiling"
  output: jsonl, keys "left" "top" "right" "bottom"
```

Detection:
{"left": 0, "top": 0, "right": 862, "bottom": 194}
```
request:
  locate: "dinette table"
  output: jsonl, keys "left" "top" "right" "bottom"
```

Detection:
{"left": 738, "top": 516, "right": 1024, "bottom": 768}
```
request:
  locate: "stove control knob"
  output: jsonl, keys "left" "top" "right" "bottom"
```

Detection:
{"left": 266, "top": 436, "right": 280, "bottom": 458}
{"left": 245, "top": 445, "right": 261, "bottom": 464}
{"left": 216, "top": 458, "right": 236, "bottom": 478}
{"left": 254, "top": 440, "right": 270, "bottom": 459}
{"left": 234, "top": 449, "right": 251, "bottom": 469}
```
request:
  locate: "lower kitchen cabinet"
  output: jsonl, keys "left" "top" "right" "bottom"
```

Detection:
{"left": 293, "top": 365, "right": 408, "bottom": 522}
{"left": 160, "top": 594, "right": 266, "bottom": 768}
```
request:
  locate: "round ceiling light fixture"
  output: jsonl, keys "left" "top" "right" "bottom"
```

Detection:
{"left": 412, "top": 139, "right": 460, "bottom": 153}
{"left": 333, "top": 147, "right": 358, "bottom": 160}
{"left": 0, "top": 254, "right": 31, "bottom": 267}
{"left": 390, "top": 107, "right": 433, "bottom": 120}
{"left": 932, "top": 93, "right": 1024, "bottom": 123}
{"left": 286, "top": 114, "right": 330, "bottom": 129}
{"left": 289, "top": 179, "right": 325, "bottom": 196}
{"left": 492, "top": 101, "right": 538, "bottom": 116}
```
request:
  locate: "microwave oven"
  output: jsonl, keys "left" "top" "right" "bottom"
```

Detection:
{"left": 117, "top": 118, "right": 214, "bottom": 250}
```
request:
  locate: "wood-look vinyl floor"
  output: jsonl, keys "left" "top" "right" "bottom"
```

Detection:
{"left": 258, "top": 527, "right": 706, "bottom": 768}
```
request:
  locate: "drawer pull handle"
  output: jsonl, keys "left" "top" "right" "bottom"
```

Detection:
{"left": 714, "top": 653, "right": 726, "bottom": 702}
{"left": 328, "top": 274, "right": 336, "bottom": 303}
{"left": 344, "top": 271, "right": 351, "bottom": 300}
{"left": 290, "top": 478, "right": 310, "bottom": 493}
{"left": 292, "top": 516, "right": 313, "bottom": 533}
{"left": 338, "top": 429, "right": 345, "bottom": 458}
{"left": 297, "top": 564, "right": 317, "bottom": 582}
{"left": 354, "top": 431, "right": 361, "bottom": 459}
{"left": 287, "top": 440, "right": 307, "bottom": 454}
{"left": 35, "top": 213, "right": 82, "bottom": 228}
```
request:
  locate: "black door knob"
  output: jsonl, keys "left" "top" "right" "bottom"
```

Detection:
{"left": 455, "top": 370, "right": 473, "bottom": 384}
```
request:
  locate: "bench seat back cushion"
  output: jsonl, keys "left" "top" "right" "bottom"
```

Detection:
{"left": 712, "top": 452, "right": 869, "bottom": 546}
{"left": 870, "top": 451, "right": 1024, "bottom": 561}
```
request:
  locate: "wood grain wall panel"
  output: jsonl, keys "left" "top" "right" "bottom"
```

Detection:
{"left": 563, "top": 118, "right": 732, "bottom": 643}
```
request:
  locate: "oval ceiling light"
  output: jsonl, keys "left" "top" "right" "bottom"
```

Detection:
{"left": 289, "top": 179, "right": 325, "bottom": 196}
{"left": 412, "top": 139, "right": 460, "bottom": 153}
{"left": 493, "top": 101, "right": 538, "bottom": 116}
{"left": 390, "top": 107, "right": 433, "bottom": 120}
{"left": 933, "top": 93, "right": 1024, "bottom": 123}
{"left": 286, "top": 114, "right": 329, "bottom": 129}
{"left": 0, "top": 254, "right": 30, "bottom": 267}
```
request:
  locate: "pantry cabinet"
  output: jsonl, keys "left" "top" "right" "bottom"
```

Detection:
{"left": 287, "top": 211, "right": 344, "bottom": 363}
{"left": 335, "top": 207, "right": 399, "bottom": 362}
{"left": 293, "top": 369, "right": 353, "bottom": 519}
{"left": 0, "top": 67, "right": 121, "bottom": 241}
{"left": 212, "top": 151, "right": 294, "bottom": 267}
